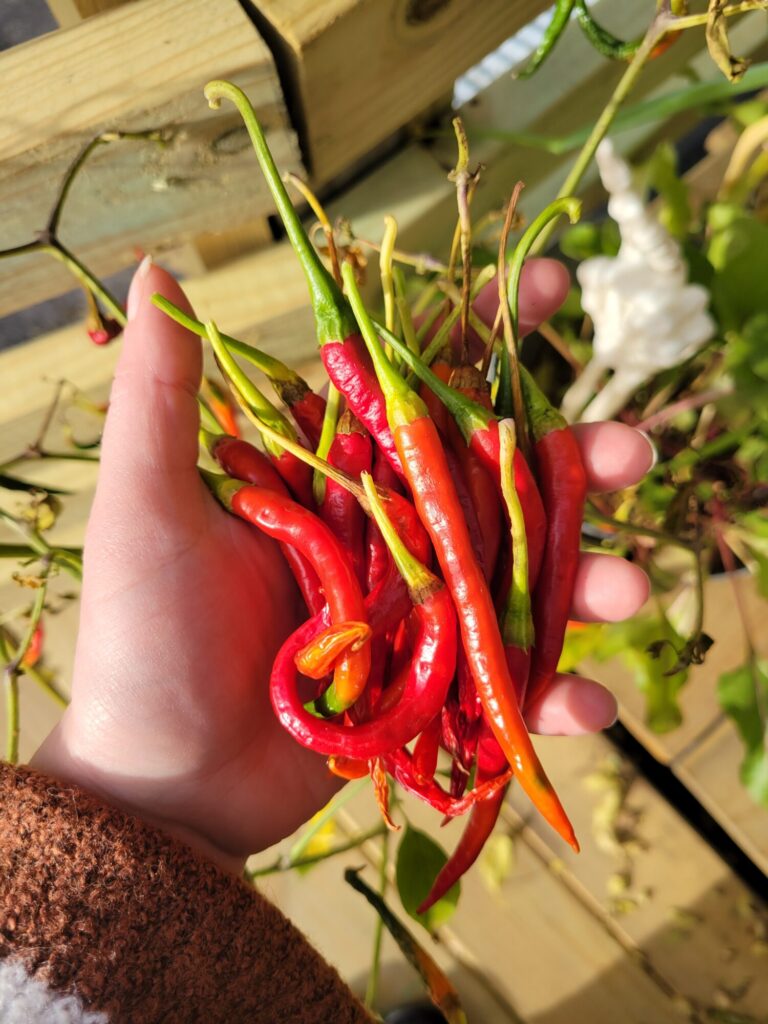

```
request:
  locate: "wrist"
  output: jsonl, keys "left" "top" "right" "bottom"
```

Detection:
{"left": 31, "top": 721, "right": 246, "bottom": 876}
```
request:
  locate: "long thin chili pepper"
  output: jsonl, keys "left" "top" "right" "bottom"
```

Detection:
{"left": 516, "top": 0, "right": 575, "bottom": 79}
{"left": 344, "top": 262, "right": 577, "bottom": 850}
{"left": 373, "top": 321, "right": 546, "bottom": 588}
{"left": 153, "top": 296, "right": 327, "bottom": 448}
{"left": 204, "top": 81, "right": 403, "bottom": 477}
{"left": 320, "top": 411, "right": 371, "bottom": 588}
{"left": 574, "top": 0, "right": 641, "bottom": 61}
{"left": 203, "top": 431, "right": 324, "bottom": 615}
{"left": 365, "top": 447, "right": 400, "bottom": 593}
{"left": 417, "top": 723, "right": 508, "bottom": 913}
{"left": 498, "top": 419, "right": 534, "bottom": 705}
{"left": 520, "top": 366, "right": 587, "bottom": 713}
{"left": 267, "top": 473, "right": 457, "bottom": 758}
{"left": 203, "top": 473, "right": 370, "bottom": 715}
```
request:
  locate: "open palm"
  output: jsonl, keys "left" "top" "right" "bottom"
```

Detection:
{"left": 33, "top": 260, "right": 652, "bottom": 873}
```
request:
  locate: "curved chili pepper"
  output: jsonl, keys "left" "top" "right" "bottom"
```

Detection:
{"left": 296, "top": 621, "right": 371, "bottom": 679}
{"left": 205, "top": 81, "right": 403, "bottom": 477}
{"left": 517, "top": 0, "right": 575, "bottom": 79}
{"left": 373, "top": 321, "right": 546, "bottom": 588}
{"left": 419, "top": 359, "right": 452, "bottom": 436}
{"left": 520, "top": 367, "right": 587, "bottom": 712}
{"left": 269, "top": 553, "right": 456, "bottom": 760}
{"left": 204, "top": 475, "right": 370, "bottom": 714}
{"left": 347, "top": 266, "right": 577, "bottom": 851}
{"left": 320, "top": 411, "right": 371, "bottom": 588}
{"left": 205, "top": 433, "right": 325, "bottom": 616}
{"left": 417, "top": 724, "right": 509, "bottom": 913}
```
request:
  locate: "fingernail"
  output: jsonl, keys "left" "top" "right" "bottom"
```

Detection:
{"left": 636, "top": 429, "right": 658, "bottom": 470}
{"left": 126, "top": 254, "right": 153, "bottom": 321}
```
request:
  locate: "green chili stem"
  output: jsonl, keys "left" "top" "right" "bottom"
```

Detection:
{"left": 252, "top": 414, "right": 366, "bottom": 502}
{"left": 313, "top": 383, "right": 341, "bottom": 505}
{"left": 365, "top": 829, "right": 391, "bottom": 1011}
{"left": 584, "top": 502, "right": 694, "bottom": 550}
{"left": 204, "top": 80, "right": 357, "bottom": 344}
{"left": 380, "top": 216, "right": 398, "bottom": 336}
{"left": 247, "top": 824, "right": 386, "bottom": 879}
{"left": 498, "top": 421, "right": 533, "bottom": 649}
{"left": 393, "top": 266, "right": 420, "bottom": 359}
{"left": 42, "top": 242, "right": 126, "bottom": 326}
{"left": 203, "top": 321, "right": 295, "bottom": 457}
{"left": 197, "top": 397, "right": 223, "bottom": 435}
{"left": 345, "top": 868, "right": 468, "bottom": 1024}
{"left": 341, "top": 263, "right": 426, "bottom": 428}
{"left": 361, "top": 473, "right": 436, "bottom": 599}
{"left": 419, "top": 263, "right": 496, "bottom": 370}
{"left": 372, "top": 319, "right": 490, "bottom": 443}
{"left": 153, "top": 295, "right": 301, "bottom": 386}
{"left": 288, "top": 778, "right": 368, "bottom": 864}
{"left": 0, "top": 509, "right": 82, "bottom": 581}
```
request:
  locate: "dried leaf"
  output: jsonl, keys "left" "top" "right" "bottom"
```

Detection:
{"left": 706, "top": 0, "right": 750, "bottom": 82}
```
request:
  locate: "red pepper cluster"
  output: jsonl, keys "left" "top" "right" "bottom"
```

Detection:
{"left": 162, "top": 82, "right": 588, "bottom": 911}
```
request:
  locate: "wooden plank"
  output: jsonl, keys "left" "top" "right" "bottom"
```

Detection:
{"left": 0, "top": 0, "right": 302, "bottom": 317}
{"left": 675, "top": 720, "right": 768, "bottom": 879}
{"left": 46, "top": 0, "right": 133, "bottom": 28}
{"left": 252, "top": 0, "right": 552, "bottom": 185}
{"left": 325, "top": 3, "right": 767, "bottom": 262}
{"left": 504, "top": 732, "right": 768, "bottom": 1020}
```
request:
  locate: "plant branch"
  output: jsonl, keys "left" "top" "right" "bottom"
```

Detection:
{"left": 246, "top": 824, "right": 386, "bottom": 879}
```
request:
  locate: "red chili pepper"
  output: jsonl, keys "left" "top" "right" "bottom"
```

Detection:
{"left": 204, "top": 474, "right": 370, "bottom": 715}
{"left": 411, "top": 713, "right": 442, "bottom": 786}
{"left": 345, "top": 264, "right": 577, "bottom": 851}
{"left": 202, "top": 376, "right": 241, "bottom": 438}
{"left": 419, "top": 359, "right": 452, "bottom": 436}
{"left": 320, "top": 411, "right": 371, "bottom": 588}
{"left": 375, "top": 322, "right": 546, "bottom": 588}
{"left": 268, "top": 476, "right": 457, "bottom": 759}
{"left": 205, "top": 433, "right": 324, "bottom": 616}
{"left": 206, "top": 82, "right": 403, "bottom": 477}
{"left": 365, "top": 448, "right": 398, "bottom": 593}
{"left": 520, "top": 367, "right": 587, "bottom": 712}
{"left": 445, "top": 415, "right": 501, "bottom": 579}
{"left": 417, "top": 723, "right": 508, "bottom": 913}
{"left": 295, "top": 620, "right": 371, "bottom": 679}
{"left": 383, "top": 746, "right": 512, "bottom": 817}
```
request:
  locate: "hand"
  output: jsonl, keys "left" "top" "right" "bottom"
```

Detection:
{"left": 32, "top": 258, "right": 652, "bottom": 873}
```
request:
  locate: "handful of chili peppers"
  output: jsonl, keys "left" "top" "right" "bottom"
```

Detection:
{"left": 155, "top": 81, "right": 587, "bottom": 912}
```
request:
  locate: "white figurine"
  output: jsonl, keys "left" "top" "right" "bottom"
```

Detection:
{"left": 560, "top": 139, "right": 715, "bottom": 423}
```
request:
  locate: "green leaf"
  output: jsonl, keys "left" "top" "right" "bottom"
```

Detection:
{"left": 707, "top": 206, "right": 768, "bottom": 329}
{"left": 396, "top": 826, "right": 460, "bottom": 931}
{"left": 645, "top": 142, "right": 692, "bottom": 239}
{"left": 559, "top": 221, "right": 620, "bottom": 261}
{"left": 595, "top": 614, "right": 689, "bottom": 733}
{"left": 717, "top": 660, "right": 768, "bottom": 806}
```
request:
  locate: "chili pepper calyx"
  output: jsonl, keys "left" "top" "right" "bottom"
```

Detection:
{"left": 519, "top": 365, "right": 567, "bottom": 441}
{"left": 199, "top": 469, "right": 243, "bottom": 510}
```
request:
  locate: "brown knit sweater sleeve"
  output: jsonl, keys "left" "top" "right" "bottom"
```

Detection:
{"left": 0, "top": 762, "right": 374, "bottom": 1024}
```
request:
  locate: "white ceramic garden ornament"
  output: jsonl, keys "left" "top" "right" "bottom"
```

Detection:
{"left": 560, "top": 139, "right": 715, "bottom": 423}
